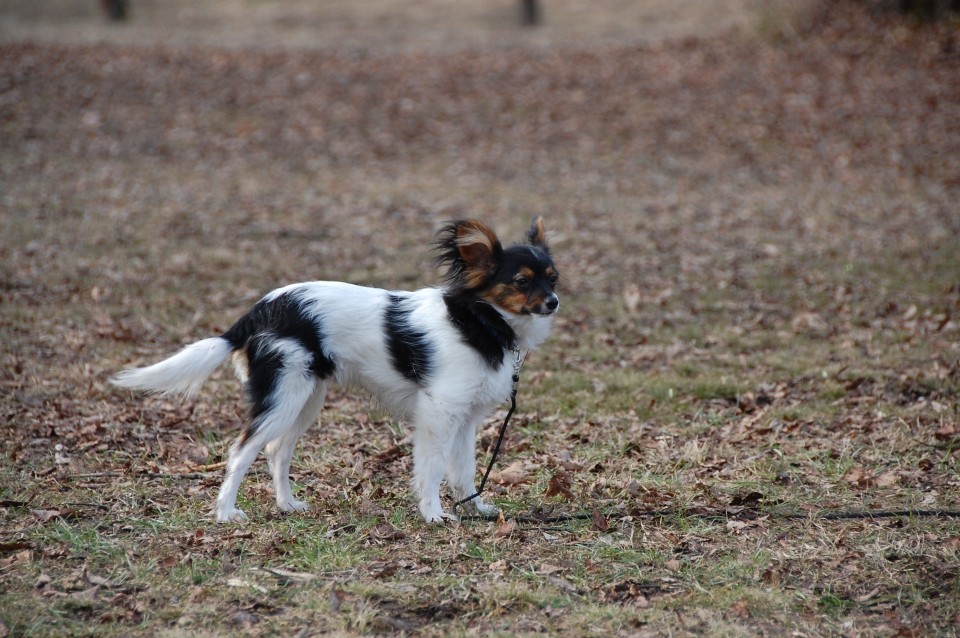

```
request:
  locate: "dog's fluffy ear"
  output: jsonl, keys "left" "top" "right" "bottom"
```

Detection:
{"left": 525, "top": 216, "right": 549, "bottom": 252}
{"left": 435, "top": 220, "right": 503, "bottom": 290}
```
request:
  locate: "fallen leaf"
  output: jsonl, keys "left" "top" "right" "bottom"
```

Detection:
{"left": 495, "top": 512, "right": 517, "bottom": 538}
{"left": 253, "top": 567, "right": 317, "bottom": 584}
{"left": 544, "top": 469, "right": 573, "bottom": 500}
{"left": 857, "top": 587, "right": 881, "bottom": 603}
{"left": 31, "top": 509, "right": 62, "bottom": 523}
{"left": 84, "top": 566, "right": 115, "bottom": 588}
{"left": 548, "top": 575, "right": 577, "bottom": 592}
{"left": 0, "top": 550, "right": 30, "bottom": 570}
{"left": 726, "top": 520, "right": 749, "bottom": 533}
{"left": 158, "top": 555, "right": 179, "bottom": 570}
{"left": 730, "top": 598, "right": 751, "bottom": 619}
{"left": 875, "top": 472, "right": 898, "bottom": 488}
{"left": 844, "top": 467, "right": 870, "bottom": 487}
{"left": 491, "top": 461, "right": 529, "bottom": 486}
{"left": 729, "top": 491, "right": 764, "bottom": 507}
{"left": 70, "top": 585, "right": 100, "bottom": 600}
{"left": 368, "top": 523, "right": 406, "bottom": 541}
{"left": 592, "top": 508, "right": 609, "bottom": 532}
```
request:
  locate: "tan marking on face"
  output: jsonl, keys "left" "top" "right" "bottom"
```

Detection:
{"left": 484, "top": 283, "right": 528, "bottom": 315}
{"left": 516, "top": 267, "right": 535, "bottom": 281}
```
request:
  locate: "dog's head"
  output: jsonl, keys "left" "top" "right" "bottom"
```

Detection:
{"left": 435, "top": 217, "right": 559, "bottom": 316}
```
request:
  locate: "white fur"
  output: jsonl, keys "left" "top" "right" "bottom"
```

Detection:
{"left": 113, "top": 281, "right": 556, "bottom": 524}
{"left": 110, "top": 337, "right": 232, "bottom": 398}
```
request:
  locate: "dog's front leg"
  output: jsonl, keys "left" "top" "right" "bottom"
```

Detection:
{"left": 447, "top": 412, "right": 499, "bottom": 516}
{"left": 410, "top": 398, "right": 460, "bottom": 523}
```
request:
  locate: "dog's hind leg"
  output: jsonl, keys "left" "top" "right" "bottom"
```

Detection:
{"left": 215, "top": 339, "right": 317, "bottom": 523}
{"left": 265, "top": 381, "right": 326, "bottom": 514}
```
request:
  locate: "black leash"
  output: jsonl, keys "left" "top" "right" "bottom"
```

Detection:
{"left": 459, "top": 505, "right": 960, "bottom": 527}
{"left": 453, "top": 349, "right": 960, "bottom": 526}
{"left": 492, "top": 508, "right": 960, "bottom": 526}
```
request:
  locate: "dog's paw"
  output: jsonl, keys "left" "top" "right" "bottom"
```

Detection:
{"left": 471, "top": 499, "right": 499, "bottom": 517}
{"left": 424, "top": 511, "right": 458, "bottom": 524}
{"left": 215, "top": 507, "right": 249, "bottom": 523}
{"left": 420, "top": 503, "right": 457, "bottom": 523}
{"left": 278, "top": 499, "right": 310, "bottom": 514}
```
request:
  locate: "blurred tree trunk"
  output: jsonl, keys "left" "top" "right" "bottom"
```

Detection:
{"left": 101, "top": 0, "right": 128, "bottom": 21}
{"left": 520, "top": 0, "right": 540, "bottom": 26}
{"left": 898, "top": 0, "right": 960, "bottom": 18}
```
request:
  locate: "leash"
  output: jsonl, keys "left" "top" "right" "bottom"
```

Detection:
{"left": 452, "top": 348, "right": 960, "bottom": 526}
{"left": 484, "top": 508, "right": 960, "bottom": 526}
{"left": 452, "top": 348, "right": 525, "bottom": 519}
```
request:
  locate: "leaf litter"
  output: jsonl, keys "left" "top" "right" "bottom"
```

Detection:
{"left": 2, "top": 1, "right": 960, "bottom": 636}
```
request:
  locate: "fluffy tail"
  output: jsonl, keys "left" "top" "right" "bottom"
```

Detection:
{"left": 111, "top": 337, "right": 234, "bottom": 398}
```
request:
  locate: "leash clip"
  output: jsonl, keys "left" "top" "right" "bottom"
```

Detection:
{"left": 511, "top": 348, "right": 525, "bottom": 389}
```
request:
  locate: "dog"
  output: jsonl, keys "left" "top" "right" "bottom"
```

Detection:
{"left": 112, "top": 218, "right": 559, "bottom": 523}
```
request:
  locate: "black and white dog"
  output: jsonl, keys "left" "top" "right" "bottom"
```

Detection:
{"left": 113, "top": 218, "right": 559, "bottom": 523}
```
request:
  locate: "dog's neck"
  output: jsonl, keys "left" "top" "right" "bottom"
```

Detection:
{"left": 442, "top": 291, "right": 554, "bottom": 368}
{"left": 499, "top": 309, "right": 555, "bottom": 352}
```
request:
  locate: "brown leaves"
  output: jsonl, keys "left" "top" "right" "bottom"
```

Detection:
{"left": 597, "top": 580, "right": 670, "bottom": 609}
{"left": 0, "top": 549, "right": 31, "bottom": 571}
{"left": 494, "top": 511, "right": 516, "bottom": 538}
{"left": 2, "top": 4, "right": 960, "bottom": 637}
{"left": 844, "top": 467, "right": 900, "bottom": 489}
{"left": 591, "top": 509, "right": 610, "bottom": 533}
{"left": 490, "top": 460, "right": 534, "bottom": 487}
{"left": 544, "top": 468, "right": 574, "bottom": 500}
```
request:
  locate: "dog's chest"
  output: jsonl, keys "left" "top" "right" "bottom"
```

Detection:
{"left": 468, "top": 353, "right": 516, "bottom": 408}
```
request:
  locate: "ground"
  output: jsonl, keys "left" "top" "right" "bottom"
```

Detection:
{"left": 1, "top": 1, "right": 959, "bottom": 636}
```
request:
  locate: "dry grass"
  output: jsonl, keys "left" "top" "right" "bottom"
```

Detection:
{"left": 2, "top": 1, "right": 960, "bottom": 636}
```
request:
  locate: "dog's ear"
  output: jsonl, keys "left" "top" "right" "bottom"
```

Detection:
{"left": 525, "top": 216, "right": 549, "bottom": 252}
{"left": 435, "top": 220, "right": 503, "bottom": 290}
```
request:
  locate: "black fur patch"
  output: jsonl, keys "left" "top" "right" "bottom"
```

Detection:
{"left": 384, "top": 294, "right": 434, "bottom": 385}
{"left": 221, "top": 291, "right": 336, "bottom": 443}
{"left": 222, "top": 291, "right": 336, "bottom": 379}
{"left": 442, "top": 292, "right": 517, "bottom": 369}
{"left": 243, "top": 334, "right": 286, "bottom": 426}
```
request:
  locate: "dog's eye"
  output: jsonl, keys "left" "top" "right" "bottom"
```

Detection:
{"left": 514, "top": 277, "right": 530, "bottom": 290}
{"left": 548, "top": 274, "right": 559, "bottom": 288}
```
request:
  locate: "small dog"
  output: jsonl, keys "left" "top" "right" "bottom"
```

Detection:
{"left": 112, "top": 218, "right": 559, "bottom": 523}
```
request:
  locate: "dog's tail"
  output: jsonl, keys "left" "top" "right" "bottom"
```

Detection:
{"left": 111, "top": 337, "right": 233, "bottom": 398}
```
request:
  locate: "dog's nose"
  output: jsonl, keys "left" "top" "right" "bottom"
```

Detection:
{"left": 545, "top": 295, "right": 559, "bottom": 312}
